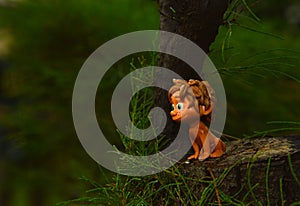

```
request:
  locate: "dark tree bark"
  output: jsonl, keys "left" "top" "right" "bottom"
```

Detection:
{"left": 158, "top": 0, "right": 228, "bottom": 63}
{"left": 155, "top": 2, "right": 300, "bottom": 205}
{"left": 178, "top": 136, "right": 300, "bottom": 205}
{"left": 156, "top": 0, "right": 228, "bottom": 142}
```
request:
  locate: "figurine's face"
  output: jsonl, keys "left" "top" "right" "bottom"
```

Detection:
{"left": 170, "top": 91, "right": 199, "bottom": 124}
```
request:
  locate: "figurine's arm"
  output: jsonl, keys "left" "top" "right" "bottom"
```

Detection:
{"left": 197, "top": 123, "right": 211, "bottom": 161}
{"left": 188, "top": 141, "right": 200, "bottom": 160}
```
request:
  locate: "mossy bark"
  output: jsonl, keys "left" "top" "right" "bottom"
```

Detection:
{"left": 178, "top": 136, "right": 300, "bottom": 205}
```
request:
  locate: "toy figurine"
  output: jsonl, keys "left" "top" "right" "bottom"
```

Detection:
{"left": 168, "top": 79, "right": 225, "bottom": 161}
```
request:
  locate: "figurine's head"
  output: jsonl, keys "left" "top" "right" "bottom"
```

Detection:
{"left": 168, "top": 79, "right": 215, "bottom": 124}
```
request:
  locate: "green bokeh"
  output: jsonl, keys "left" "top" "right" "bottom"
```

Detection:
{"left": 0, "top": 0, "right": 299, "bottom": 205}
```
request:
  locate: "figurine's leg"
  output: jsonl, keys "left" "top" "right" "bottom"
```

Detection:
{"left": 188, "top": 142, "right": 199, "bottom": 160}
{"left": 198, "top": 149, "right": 210, "bottom": 161}
{"left": 210, "top": 139, "right": 226, "bottom": 158}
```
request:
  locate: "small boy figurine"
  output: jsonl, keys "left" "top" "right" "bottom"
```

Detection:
{"left": 168, "top": 79, "right": 225, "bottom": 161}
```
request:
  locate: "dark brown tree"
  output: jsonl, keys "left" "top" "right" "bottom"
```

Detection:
{"left": 156, "top": 0, "right": 228, "bottom": 141}
{"left": 156, "top": 1, "right": 300, "bottom": 205}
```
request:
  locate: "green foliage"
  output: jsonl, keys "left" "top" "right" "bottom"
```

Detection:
{"left": 245, "top": 121, "right": 300, "bottom": 139}
{"left": 59, "top": 143, "right": 300, "bottom": 205}
{"left": 0, "top": 0, "right": 299, "bottom": 205}
{"left": 0, "top": 0, "right": 158, "bottom": 205}
{"left": 60, "top": 40, "right": 300, "bottom": 206}
{"left": 209, "top": 0, "right": 300, "bottom": 137}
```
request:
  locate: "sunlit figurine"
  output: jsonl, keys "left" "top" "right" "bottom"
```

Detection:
{"left": 168, "top": 79, "right": 226, "bottom": 161}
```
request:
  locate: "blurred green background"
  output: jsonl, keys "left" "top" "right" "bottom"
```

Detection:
{"left": 0, "top": 0, "right": 299, "bottom": 205}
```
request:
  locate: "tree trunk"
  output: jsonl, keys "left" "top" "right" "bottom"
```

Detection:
{"left": 155, "top": 1, "right": 300, "bottom": 205}
{"left": 178, "top": 136, "right": 300, "bottom": 205}
{"left": 156, "top": 0, "right": 228, "bottom": 141}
